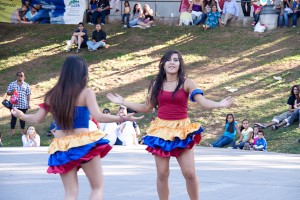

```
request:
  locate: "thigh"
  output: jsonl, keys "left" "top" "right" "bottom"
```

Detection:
{"left": 155, "top": 155, "right": 170, "bottom": 175}
{"left": 81, "top": 156, "right": 103, "bottom": 188}
{"left": 176, "top": 148, "right": 196, "bottom": 174}
{"left": 60, "top": 167, "right": 79, "bottom": 193}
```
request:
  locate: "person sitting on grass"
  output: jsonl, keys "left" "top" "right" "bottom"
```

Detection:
{"left": 231, "top": 119, "right": 253, "bottom": 149}
{"left": 205, "top": 113, "right": 240, "bottom": 147}
{"left": 129, "top": 3, "right": 148, "bottom": 29}
{"left": 221, "top": 0, "right": 239, "bottom": 26}
{"left": 66, "top": 22, "right": 88, "bottom": 53}
{"left": 252, "top": 130, "right": 267, "bottom": 151}
{"left": 202, "top": 5, "right": 223, "bottom": 31}
{"left": 22, "top": 126, "right": 40, "bottom": 147}
{"left": 142, "top": 4, "right": 154, "bottom": 27}
{"left": 255, "top": 85, "right": 299, "bottom": 130}
{"left": 87, "top": 24, "right": 109, "bottom": 52}
{"left": 283, "top": 89, "right": 300, "bottom": 128}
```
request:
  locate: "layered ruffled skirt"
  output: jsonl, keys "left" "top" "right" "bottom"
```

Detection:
{"left": 47, "top": 130, "right": 112, "bottom": 174}
{"left": 143, "top": 118, "right": 203, "bottom": 157}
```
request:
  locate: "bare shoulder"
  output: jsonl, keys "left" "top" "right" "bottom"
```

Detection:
{"left": 184, "top": 78, "right": 197, "bottom": 92}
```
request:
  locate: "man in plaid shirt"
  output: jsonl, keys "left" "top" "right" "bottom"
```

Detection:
{"left": 6, "top": 71, "right": 31, "bottom": 136}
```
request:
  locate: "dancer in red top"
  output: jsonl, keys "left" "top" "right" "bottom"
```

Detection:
{"left": 107, "top": 50, "right": 233, "bottom": 200}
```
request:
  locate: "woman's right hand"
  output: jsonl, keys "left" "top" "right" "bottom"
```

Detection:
{"left": 121, "top": 113, "right": 144, "bottom": 122}
{"left": 106, "top": 93, "right": 124, "bottom": 105}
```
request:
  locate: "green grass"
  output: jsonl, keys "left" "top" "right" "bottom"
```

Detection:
{"left": 0, "top": 23, "right": 300, "bottom": 153}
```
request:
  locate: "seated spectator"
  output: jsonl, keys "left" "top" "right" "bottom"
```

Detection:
{"left": 100, "top": 108, "right": 118, "bottom": 145}
{"left": 252, "top": 130, "right": 267, "bottom": 151}
{"left": 202, "top": 0, "right": 217, "bottom": 24}
{"left": 22, "top": 126, "right": 40, "bottom": 147}
{"left": 189, "top": 0, "right": 204, "bottom": 26}
{"left": 221, "top": 0, "right": 239, "bottom": 26}
{"left": 87, "top": 24, "right": 109, "bottom": 51}
{"left": 251, "top": 0, "right": 263, "bottom": 26}
{"left": 24, "top": 5, "right": 38, "bottom": 22}
{"left": 23, "top": 0, "right": 31, "bottom": 9}
{"left": 129, "top": 3, "right": 148, "bottom": 28}
{"left": 29, "top": 4, "right": 50, "bottom": 24}
{"left": 143, "top": 4, "right": 154, "bottom": 27}
{"left": 202, "top": 4, "right": 223, "bottom": 30}
{"left": 86, "top": 0, "right": 98, "bottom": 24}
{"left": 66, "top": 22, "right": 88, "bottom": 53}
{"left": 122, "top": 1, "right": 131, "bottom": 27}
{"left": 115, "top": 106, "right": 138, "bottom": 145}
{"left": 243, "top": 125, "right": 260, "bottom": 150}
{"left": 17, "top": 5, "right": 29, "bottom": 23}
{"left": 279, "top": 0, "right": 293, "bottom": 28}
{"left": 47, "top": 120, "right": 56, "bottom": 136}
{"left": 231, "top": 119, "right": 253, "bottom": 149}
{"left": 91, "top": 0, "right": 110, "bottom": 25}
{"left": 255, "top": 85, "right": 299, "bottom": 130}
{"left": 284, "top": 90, "right": 300, "bottom": 128}
{"left": 205, "top": 114, "right": 240, "bottom": 148}
{"left": 292, "top": 0, "right": 300, "bottom": 27}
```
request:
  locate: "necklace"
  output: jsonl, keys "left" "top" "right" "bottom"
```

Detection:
{"left": 165, "top": 79, "right": 178, "bottom": 83}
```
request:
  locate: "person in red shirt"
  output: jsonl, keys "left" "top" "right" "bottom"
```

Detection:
{"left": 107, "top": 50, "right": 233, "bottom": 200}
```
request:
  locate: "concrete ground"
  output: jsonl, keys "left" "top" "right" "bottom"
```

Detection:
{"left": 0, "top": 145, "right": 299, "bottom": 200}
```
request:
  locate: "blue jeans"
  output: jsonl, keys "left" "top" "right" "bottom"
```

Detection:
{"left": 129, "top": 19, "right": 139, "bottom": 27}
{"left": 288, "top": 109, "right": 300, "bottom": 125}
{"left": 92, "top": 10, "right": 109, "bottom": 24}
{"left": 279, "top": 12, "right": 293, "bottom": 27}
{"left": 192, "top": 14, "right": 202, "bottom": 25}
{"left": 122, "top": 14, "right": 130, "bottom": 25}
{"left": 87, "top": 41, "right": 105, "bottom": 50}
{"left": 232, "top": 141, "right": 246, "bottom": 149}
{"left": 253, "top": 12, "right": 260, "bottom": 23}
{"left": 292, "top": 11, "right": 300, "bottom": 26}
{"left": 212, "top": 136, "right": 233, "bottom": 147}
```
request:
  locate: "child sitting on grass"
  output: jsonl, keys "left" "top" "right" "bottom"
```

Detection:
{"left": 253, "top": 130, "right": 267, "bottom": 151}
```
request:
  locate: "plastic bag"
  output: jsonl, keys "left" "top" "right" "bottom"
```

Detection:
{"left": 254, "top": 22, "right": 266, "bottom": 32}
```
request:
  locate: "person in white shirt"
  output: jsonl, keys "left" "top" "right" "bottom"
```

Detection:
{"left": 115, "top": 106, "right": 138, "bottom": 146}
{"left": 22, "top": 126, "right": 40, "bottom": 147}
{"left": 100, "top": 108, "right": 118, "bottom": 145}
{"left": 221, "top": 0, "right": 239, "bottom": 26}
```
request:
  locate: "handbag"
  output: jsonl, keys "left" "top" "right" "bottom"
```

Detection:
{"left": 2, "top": 94, "right": 12, "bottom": 109}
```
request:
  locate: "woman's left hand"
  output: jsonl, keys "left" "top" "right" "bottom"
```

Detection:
{"left": 121, "top": 113, "right": 144, "bottom": 122}
{"left": 11, "top": 107, "right": 23, "bottom": 118}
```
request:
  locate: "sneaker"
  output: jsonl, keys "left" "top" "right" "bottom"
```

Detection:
{"left": 88, "top": 22, "right": 93, "bottom": 25}
{"left": 283, "top": 123, "right": 290, "bottom": 128}
{"left": 66, "top": 48, "right": 71, "bottom": 52}
{"left": 293, "top": 25, "right": 296, "bottom": 28}
{"left": 101, "top": 23, "right": 105, "bottom": 26}
{"left": 251, "top": 22, "right": 256, "bottom": 26}
{"left": 146, "top": 25, "right": 151, "bottom": 28}
{"left": 104, "top": 44, "right": 110, "bottom": 49}
{"left": 88, "top": 48, "right": 93, "bottom": 52}
{"left": 123, "top": 25, "right": 128, "bottom": 28}
{"left": 75, "top": 49, "right": 80, "bottom": 53}
{"left": 140, "top": 26, "right": 146, "bottom": 29}
{"left": 272, "top": 125, "right": 279, "bottom": 130}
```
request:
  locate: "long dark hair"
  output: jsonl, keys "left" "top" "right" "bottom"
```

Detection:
{"left": 225, "top": 114, "right": 235, "bottom": 133}
{"left": 133, "top": 3, "right": 141, "bottom": 14}
{"left": 45, "top": 56, "right": 88, "bottom": 130}
{"left": 149, "top": 50, "right": 186, "bottom": 106}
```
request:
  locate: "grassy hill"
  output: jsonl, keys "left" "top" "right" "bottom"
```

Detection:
{"left": 0, "top": 22, "right": 300, "bottom": 153}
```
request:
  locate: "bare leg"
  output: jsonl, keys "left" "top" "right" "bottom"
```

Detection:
{"left": 176, "top": 149, "right": 198, "bottom": 200}
{"left": 69, "top": 36, "right": 78, "bottom": 49}
{"left": 77, "top": 36, "right": 83, "bottom": 50}
{"left": 155, "top": 155, "right": 170, "bottom": 200}
{"left": 60, "top": 167, "right": 79, "bottom": 200}
{"left": 81, "top": 156, "right": 104, "bottom": 200}
{"left": 255, "top": 121, "right": 276, "bottom": 128}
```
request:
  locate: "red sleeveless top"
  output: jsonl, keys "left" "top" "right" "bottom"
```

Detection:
{"left": 157, "top": 88, "right": 189, "bottom": 120}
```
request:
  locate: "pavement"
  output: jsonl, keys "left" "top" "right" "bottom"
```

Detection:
{"left": 0, "top": 145, "right": 299, "bottom": 200}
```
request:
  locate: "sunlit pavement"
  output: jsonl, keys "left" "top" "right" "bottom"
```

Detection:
{"left": 0, "top": 145, "right": 299, "bottom": 200}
